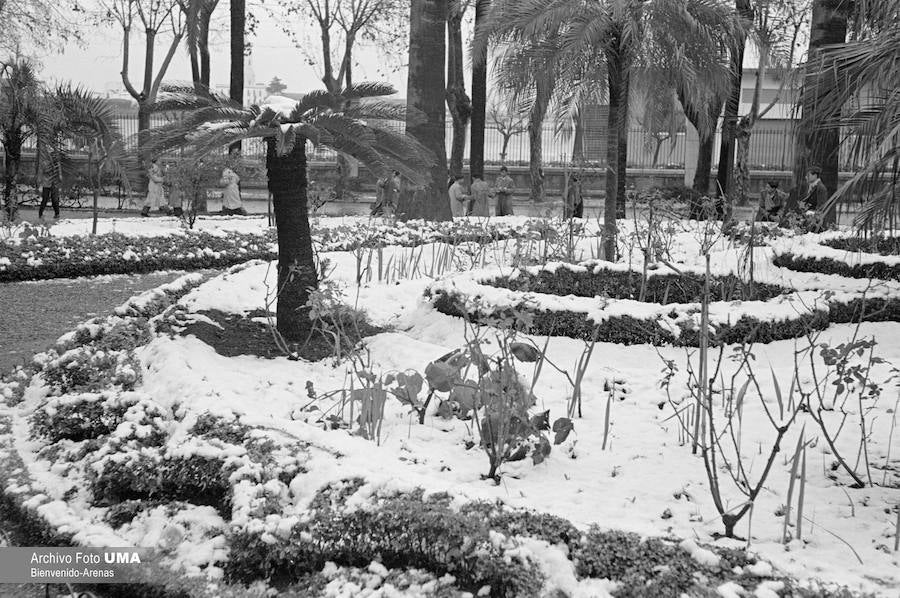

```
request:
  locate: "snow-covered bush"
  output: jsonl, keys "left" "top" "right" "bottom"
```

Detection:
{"left": 41, "top": 346, "right": 142, "bottom": 394}
{"left": 30, "top": 391, "right": 167, "bottom": 444}
{"left": 774, "top": 251, "right": 900, "bottom": 281}
{"left": 226, "top": 488, "right": 545, "bottom": 597}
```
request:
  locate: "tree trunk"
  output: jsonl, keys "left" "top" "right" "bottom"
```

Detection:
{"left": 572, "top": 110, "right": 585, "bottom": 163}
{"left": 793, "top": 0, "right": 848, "bottom": 224}
{"left": 716, "top": 0, "right": 752, "bottom": 204}
{"left": 401, "top": 0, "right": 451, "bottom": 221}
{"left": 528, "top": 75, "right": 552, "bottom": 202}
{"left": 604, "top": 63, "right": 621, "bottom": 260}
{"left": 199, "top": 8, "right": 212, "bottom": 88}
{"left": 734, "top": 119, "right": 753, "bottom": 205}
{"left": 446, "top": 6, "right": 470, "bottom": 180}
{"left": 2, "top": 133, "right": 22, "bottom": 220}
{"left": 616, "top": 70, "right": 629, "bottom": 218}
{"left": 229, "top": 0, "right": 246, "bottom": 153}
{"left": 469, "top": 0, "right": 489, "bottom": 180}
{"left": 137, "top": 102, "right": 152, "bottom": 192}
{"left": 266, "top": 137, "right": 317, "bottom": 340}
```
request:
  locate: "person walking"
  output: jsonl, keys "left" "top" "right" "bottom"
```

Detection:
{"left": 448, "top": 175, "right": 471, "bottom": 217}
{"left": 37, "top": 162, "right": 60, "bottom": 220}
{"left": 469, "top": 176, "right": 491, "bottom": 217}
{"left": 141, "top": 158, "right": 168, "bottom": 217}
{"left": 564, "top": 174, "right": 583, "bottom": 219}
{"left": 219, "top": 162, "right": 247, "bottom": 216}
{"left": 371, "top": 174, "right": 390, "bottom": 216}
{"left": 494, "top": 166, "right": 514, "bottom": 216}
{"left": 756, "top": 180, "right": 786, "bottom": 222}
{"left": 802, "top": 166, "right": 834, "bottom": 226}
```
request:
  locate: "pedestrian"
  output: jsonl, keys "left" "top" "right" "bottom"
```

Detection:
{"left": 469, "top": 176, "right": 491, "bottom": 217}
{"left": 141, "top": 157, "right": 168, "bottom": 217}
{"left": 494, "top": 166, "right": 514, "bottom": 216}
{"left": 219, "top": 160, "right": 247, "bottom": 216}
{"left": 756, "top": 180, "right": 786, "bottom": 222}
{"left": 448, "top": 175, "right": 471, "bottom": 218}
{"left": 802, "top": 166, "right": 834, "bottom": 226}
{"left": 564, "top": 175, "right": 583, "bottom": 219}
{"left": 37, "top": 161, "right": 60, "bottom": 220}
{"left": 371, "top": 174, "right": 390, "bottom": 216}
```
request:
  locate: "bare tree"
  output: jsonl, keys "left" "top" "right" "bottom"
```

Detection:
{"left": 102, "top": 0, "right": 185, "bottom": 174}
{"left": 732, "top": 0, "right": 808, "bottom": 205}
{"left": 273, "top": 0, "right": 407, "bottom": 197}
{"left": 488, "top": 102, "right": 526, "bottom": 163}
{"left": 179, "top": 0, "right": 221, "bottom": 93}
{"left": 0, "top": 0, "right": 82, "bottom": 53}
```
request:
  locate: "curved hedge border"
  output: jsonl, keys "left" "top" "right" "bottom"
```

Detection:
{"left": 773, "top": 252, "right": 900, "bottom": 282}
{"left": 427, "top": 262, "right": 900, "bottom": 346}
{"left": 0, "top": 231, "right": 278, "bottom": 282}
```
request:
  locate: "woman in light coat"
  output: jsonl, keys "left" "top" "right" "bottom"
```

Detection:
{"left": 142, "top": 158, "right": 167, "bottom": 216}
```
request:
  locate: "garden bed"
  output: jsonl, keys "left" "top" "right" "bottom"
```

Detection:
{"left": 772, "top": 234, "right": 900, "bottom": 281}
{"left": 0, "top": 217, "right": 582, "bottom": 282}
{"left": 426, "top": 260, "right": 900, "bottom": 346}
{"left": 0, "top": 273, "right": 824, "bottom": 598}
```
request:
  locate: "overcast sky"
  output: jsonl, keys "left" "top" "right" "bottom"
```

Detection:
{"left": 30, "top": 7, "right": 412, "bottom": 97}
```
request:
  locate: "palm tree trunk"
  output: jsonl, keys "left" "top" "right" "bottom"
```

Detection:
{"left": 199, "top": 8, "right": 212, "bottom": 89}
{"left": 794, "top": 0, "right": 848, "bottom": 225}
{"left": 734, "top": 120, "right": 752, "bottom": 205}
{"left": 266, "top": 137, "right": 317, "bottom": 341}
{"left": 401, "top": 0, "right": 451, "bottom": 221}
{"left": 572, "top": 110, "right": 585, "bottom": 163}
{"left": 446, "top": 5, "right": 470, "bottom": 180}
{"left": 528, "top": 75, "right": 552, "bottom": 202}
{"left": 616, "top": 71, "right": 629, "bottom": 218}
{"left": 2, "top": 133, "right": 22, "bottom": 220}
{"left": 605, "top": 65, "right": 621, "bottom": 260}
{"left": 469, "top": 0, "right": 489, "bottom": 180}
{"left": 229, "top": 0, "right": 246, "bottom": 153}
{"left": 716, "top": 0, "right": 752, "bottom": 207}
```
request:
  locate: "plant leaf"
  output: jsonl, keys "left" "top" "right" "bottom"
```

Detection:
{"left": 510, "top": 342, "right": 542, "bottom": 362}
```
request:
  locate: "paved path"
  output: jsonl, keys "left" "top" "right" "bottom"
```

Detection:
{"left": 0, "top": 272, "right": 189, "bottom": 373}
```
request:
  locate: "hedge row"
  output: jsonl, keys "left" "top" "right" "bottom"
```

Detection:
{"left": 0, "top": 231, "right": 278, "bottom": 282}
{"left": 490, "top": 264, "right": 786, "bottom": 303}
{"left": 823, "top": 236, "right": 900, "bottom": 256}
{"left": 773, "top": 252, "right": 900, "bottom": 282}
{"left": 431, "top": 290, "right": 837, "bottom": 346}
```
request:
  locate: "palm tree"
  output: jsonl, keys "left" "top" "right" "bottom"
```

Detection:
{"left": 0, "top": 58, "right": 46, "bottom": 220}
{"left": 469, "top": 0, "right": 491, "bottom": 180}
{"left": 50, "top": 85, "right": 138, "bottom": 234}
{"left": 792, "top": 0, "right": 851, "bottom": 223}
{"left": 229, "top": 0, "right": 245, "bottom": 152}
{"left": 481, "top": 0, "right": 738, "bottom": 258}
{"left": 812, "top": 5, "right": 899, "bottom": 229}
{"left": 401, "top": 0, "right": 452, "bottom": 220}
{"left": 148, "top": 84, "right": 432, "bottom": 339}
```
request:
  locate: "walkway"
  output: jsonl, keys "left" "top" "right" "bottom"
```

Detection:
{"left": 0, "top": 271, "right": 190, "bottom": 373}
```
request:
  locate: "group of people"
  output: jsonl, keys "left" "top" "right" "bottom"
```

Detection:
{"left": 755, "top": 166, "right": 833, "bottom": 225}
{"left": 447, "top": 166, "right": 516, "bottom": 217}
{"left": 142, "top": 152, "right": 247, "bottom": 217}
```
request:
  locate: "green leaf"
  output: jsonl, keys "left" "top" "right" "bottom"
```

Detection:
{"left": 510, "top": 342, "right": 542, "bottom": 362}
{"left": 530, "top": 409, "right": 550, "bottom": 431}
{"left": 552, "top": 417, "right": 574, "bottom": 445}
{"left": 425, "top": 361, "right": 456, "bottom": 393}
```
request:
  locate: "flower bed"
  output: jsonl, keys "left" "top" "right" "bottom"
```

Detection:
{"left": 0, "top": 231, "right": 279, "bottom": 282}
{"left": 1, "top": 218, "right": 582, "bottom": 282}
{"left": 426, "top": 260, "right": 900, "bottom": 346}
{"left": 772, "top": 234, "right": 900, "bottom": 281}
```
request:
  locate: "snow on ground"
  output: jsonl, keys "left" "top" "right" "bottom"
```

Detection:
{"left": 163, "top": 237, "right": 900, "bottom": 595}
{"left": 4, "top": 218, "right": 900, "bottom": 596}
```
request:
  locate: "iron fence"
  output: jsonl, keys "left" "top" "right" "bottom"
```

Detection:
{"left": 18, "top": 109, "right": 868, "bottom": 172}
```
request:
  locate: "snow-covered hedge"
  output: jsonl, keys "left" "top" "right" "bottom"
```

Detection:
{"left": 0, "top": 218, "right": 575, "bottom": 282}
{"left": 0, "top": 231, "right": 278, "bottom": 282}
{"left": 772, "top": 234, "right": 900, "bottom": 281}
{"left": 426, "top": 261, "right": 900, "bottom": 346}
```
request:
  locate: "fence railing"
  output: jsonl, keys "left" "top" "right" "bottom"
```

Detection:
{"left": 18, "top": 109, "right": 868, "bottom": 173}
